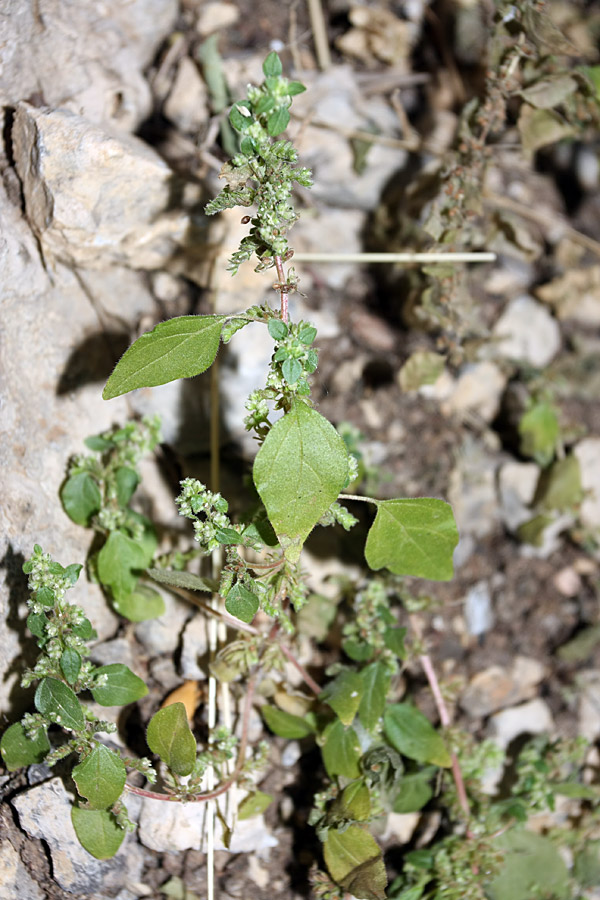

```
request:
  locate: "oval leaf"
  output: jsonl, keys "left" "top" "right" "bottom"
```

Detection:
{"left": 73, "top": 744, "right": 126, "bottom": 809}
{"left": 146, "top": 568, "right": 217, "bottom": 592}
{"left": 225, "top": 582, "right": 259, "bottom": 623}
{"left": 34, "top": 677, "right": 85, "bottom": 731}
{"left": 115, "top": 467, "right": 140, "bottom": 507}
{"left": 321, "top": 719, "right": 362, "bottom": 779}
{"left": 262, "top": 705, "right": 315, "bottom": 739}
{"left": 263, "top": 50, "right": 283, "bottom": 77}
{"left": 97, "top": 531, "right": 148, "bottom": 599}
{"left": 103, "top": 315, "right": 225, "bottom": 400}
{"left": 146, "top": 702, "right": 196, "bottom": 776}
{"left": 324, "top": 826, "right": 387, "bottom": 900}
{"left": 71, "top": 806, "right": 125, "bottom": 859}
{"left": 60, "top": 473, "right": 102, "bottom": 525}
{"left": 60, "top": 648, "right": 82, "bottom": 685}
{"left": 91, "top": 663, "right": 148, "bottom": 706}
{"left": 365, "top": 498, "right": 458, "bottom": 581}
{"left": 267, "top": 106, "right": 290, "bottom": 137}
{"left": 320, "top": 670, "right": 363, "bottom": 726}
{"left": 384, "top": 703, "right": 451, "bottom": 767}
{"left": 111, "top": 584, "right": 165, "bottom": 622}
{"left": 1, "top": 722, "right": 50, "bottom": 771}
{"left": 253, "top": 399, "right": 349, "bottom": 562}
{"left": 358, "top": 662, "right": 391, "bottom": 733}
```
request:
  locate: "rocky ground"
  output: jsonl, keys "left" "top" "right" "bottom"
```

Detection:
{"left": 2, "top": 1, "right": 600, "bottom": 898}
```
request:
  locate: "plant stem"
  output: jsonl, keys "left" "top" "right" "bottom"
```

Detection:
{"left": 338, "top": 493, "right": 377, "bottom": 504}
{"left": 274, "top": 255, "right": 289, "bottom": 323}
{"left": 419, "top": 653, "right": 471, "bottom": 822}
{"left": 279, "top": 642, "right": 321, "bottom": 696}
{"left": 293, "top": 252, "right": 496, "bottom": 264}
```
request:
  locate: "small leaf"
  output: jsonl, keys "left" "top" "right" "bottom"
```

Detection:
{"left": 115, "top": 467, "right": 140, "bottom": 507}
{"left": 393, "top": 771, "right": 435, "bottom": 813}
{"left": 71, "top": 617, "right": 94, "bottom": 640}
{"left": 517, "top": 104, "right": 575, "bottom": 159}
{"left": 320, "top": 670, "right": 363, "bottom": 726}
{"left": 554, "top": 782, "right": 600, "bottom": 800}
{"left": 268, "top": 319, "right": 288, "bottom": 341}
{"left": 34, "top": 677, "right": 85, "bottom": 731}
{"left": 287, "top": 81, "right": 306, "bottom": 96}
{"left": 71, "top": 806, "right": 125, "bottom": 859}
{"left": 267, "top": 106, "right": 290, "bottom": 137}
{"left": 520, "top": 75, "right": 577, "bottom": 109}
{"left": 0, "top": 722, "right": 50, "bottom": 771}
{"left": 84, "top": 434, "right": 115, "bottom": 452}
{"left": 98, "top": 531, "right": 148, "bottom": 599}
{"left": 27, "top": 612, "right": 46, "bottom": 639}
{"left": 147, "top": 568, "right": 217, "bottom": 593}
{"left": 224, "top": 582, "right": 259, "bottom": 623}
{"left": 488, "top": 829, "right": 570, "bottom": 900}
{"left": 383, "top": 626, "right": 407, "bottom": 658}
{"left": 60, "top": 473, "right": 102, "bottom": 525}
{"left": 365, "top": 498, "right": 458, "bottom": 581}
{"left": 298, "top": 325, "right": 317, "bottom": 344}
{"left": 331, "top": 780, "right": 371, "bottom": 822}
{"left": 215, "top": 526, "right": 242, "bottom": 545}
{"left": 91, "top": 664, "right": 148, "bottom": 706}
{"left": 534, "top": 454, "right": 583, "bottom": 511}
{"left": 517, "top": 513, "right": 553, "bottom": 547}
{"left": 253, "top": 399, "right": 349, "bottom": 563}
{"left": 262, "top": 705, "right": 315, "bottom": 738}
{"left": 73, "top": 744, "right": 126, "bottom": 809}
{"left": 146, "top": 702, "right": 197, "bottom": 776}
{"left": 342, "top": 639, "right": 374, "bottom": 662}
{"left": 254, "top": 94, "right": 276, "bottom": 116}
{"left": 262, "top": 51, "right": 283, "bottom": 77}
{"left": 519, "top": 402, "right": 559, "bottom": 467}
{"left": 35, "top": 587, "right": 55, "bottom": 608}
{"left": 60, "top": 648, "right": 82, "bottom": 685}
{"left": 238, "top": 790, "right": 274, "bottom": 820}
{"left": 399, "top": 352, "right": 445, "bottom": 392}
{"left": 113, "top": 585, "right": 166, "bottom": 622}
{"left": 282, "top": 357, "right": 302, "bottom": 384}
{"left": 384, "top": 703, "right": 451, "bottom": 767}
{"left": 103, "top": 315, "right": 225, "bottom": 400}
{"left": 358, "top": 662, "right": 391, "bottom": 733}
{"left": 324, "top": 826, "right": 387, "bottom": 900}
{"left": 321, "top": 719, "right": 362, "bottom": 779}
{"left": 229, "top": 102, "right": 253, "bottom": 131}
{"left": 64, "top": 563, "right": 82, "bottom": 585}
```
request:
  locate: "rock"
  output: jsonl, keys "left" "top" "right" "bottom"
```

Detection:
{"left": 180, "top": 615, "right": 209, "bottom": 680}
{"left": 379, "top": 812, "right": 420, "bottom": 845}
{"left": 164, "top": 57, "right": 209, "bottom": 134}
{"left": 488, "top": 698, "right": 554, "bottom": 748}
{"left": 577, "top": 670, "right": 600, "bottom": 742}
{"left": 196, "top": 2, "right": 240, "bottom": 35}
{"left": 463, "top": 581, "right": 494, "bottom": 638}
{"left": 0, "top": 840, "right": 45, "bottom": 900}
{"left": 135, "top": 589, "right": 191, "bottom": 655}
{"left": 11, "top": 778, "right": 144, "bottom": 895}
{"left": 281, "top": 741, "right": 302, "bottom": 768}
{"left": 490, "top": 296, "right": 561, "bottom": 367}
{"left": 444, "top": 361, "right": 506, "bottom": 423}
{"left": 89, "top": 637, "right": 136, "bottom": 670}
{"left": 536, "top": 266, "right": 600, "bottom": 326}
{"left": 460, "top": 655, "right": 545, "bottom": 717}
{"left": 448, "top": 438, "right": 500, "bottom": 539}
{"left": 553, "top": 566, "right": 581, "bottom": 597}
{"left": 0, "top": 0, "right": 177, "bottom": 131}
{"left": 574, "top": 438, "right": 600, "bottom": 529}
{"left": 498, "top": 461, "right": 540, "bottom": 532}
{"left": 13, "top": 103, "right": 192, "bottom": 271}
{"left": 294, "top": 208, "right": 365, "bottom": 289}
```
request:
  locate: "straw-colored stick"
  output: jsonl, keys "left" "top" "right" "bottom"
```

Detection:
{"left": 292, "top": 251, "right": 497, "bottom": 264}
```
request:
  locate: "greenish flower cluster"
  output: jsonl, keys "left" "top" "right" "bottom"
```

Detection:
{"left": 204, "top": 51, "right": 312, "bottom": 274}
{"left": 176, "top": 478, "right": 241, "bottom": 553}
{"left": 318, "top": 501, "right": 359, "bottom": 532}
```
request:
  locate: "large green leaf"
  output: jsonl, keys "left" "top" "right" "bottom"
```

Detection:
{"left": 324, "top": 826, "right": 387, "bottom": 900}
{"left": 358, "top": 662, "right": 391, "bottom": 733}
{"left": 111, "top": 584, "right": 165, "bottom": 622}
{"left": 365, "top": 498, "right": 458, "bottom": 581}
{"left": 262, "top": 706, "right": 315, "bottom": 739}
{"left": 73, "top": 744, "right": 126, "bottom": 809}
{"left": 320, "top": 670, "right": 363, "bottom": 726}
{"left": 488, "top": 829, "right": 570, "bottom": 900}
{"left": 97, "top": 531, "right": 148, "bottom": 599}
{"left": 146, "top": 703, "right": 196, "bottom": 776}
{"left": 34, "top": 677, "right": 85, "bottom": 731}
{"left": 91, "top": 664, "right": 148, "bottom": 706}
{"left": 71, "top": 807, "right": 125, "bottom": 859}
{"left": 60, "top": 473, "right": 102, "bottom": 525}
{"left": 103, "top": 315, "right": 225, "bottom": 399}
{"left": 321, "top": 719, "right": 362, "bottom": 779}
{"left": 384, "top": 703, "right": 451, "bottom": 768}
{"left": 253, "top": 399, "right": 349, "bottom": 562}
{"left": 0, "top": 722, "right": 50, "bottom": 771}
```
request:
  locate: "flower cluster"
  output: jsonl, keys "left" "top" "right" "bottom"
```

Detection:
{"left": 176, "top": 478, "right": 240, "bottom": 553}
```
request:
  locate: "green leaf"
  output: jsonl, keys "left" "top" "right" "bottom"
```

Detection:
{"left": 262, "top": 51, "right": 283, "bottom": 77}
{"left": 84, "top": 435, "right": 115, "bottom": 452}
{"left": 324, "top": 826, "right": 387, "bottom": 900}
{"left": 34, "top": 677, "right": 85, "bottom": 731}
{"left": 321, "top": 719, "right": 362, "bottom": 779}
{"left": 215, "top": 526, "right": 242, "bottom": 545}
{"left": 27, "top": 611, "right": 46, "bottom": 640}
{"left": 262, "top": 705, "right": 315, "bottom": 739}
{"left": 103, "top": 315, "right": 225, "bottom": 400}
{"left": 98, "top": 531, "right": 148, "bottom": 598}
{"left": 267, "top": 106, "right": 290, "bottom": 137}
{"left": 287, "top": 81, "right": 306, "bottom": 96}
{"left": 331, "top": 780, "right": 371, "bottom": 822}
{"left": 399, "top": 352, "right": 445, "bottom": 392}
{"left": 520, "top": 75, "right": 577, "bottom": 109}
{"left": 60, "top": 648, "right": 82, "bottom": 685}
{"left": 383, "top": 626, "right": 407, "bottom": 658}
{"left": 393, "top": 771, "right": 435, "bottom": 813}
{"left": 60, "top": 473, "right": 102, "bottom": 525}
{"left": 282, "top": 357, "right": 302, "bottom": 384}
{"left": 342, "top": 639, "right": 374, "bottom": 662}
{"left": 147, "top": 568, "right": 217, "bottom": 593}
{"left": 519, "top": 402, "right": 559, "bottom": 467}
{"left": 0, "top": 722, "right": 50, "bottom": 771}
{"left": 253, "top": 399, "right": 349, "bottom": 563}
{"left": 384, "top": 703, "right": 451, "bottom": 767}
{"left": 224, "top": 582, "right": 259, "bottom": 623}
{"left": 268, "top": 319, "right": 288, "bottom": 340}
{"left": 71, "top": 806, "right": 125, "bottom": 859}
{"left": 126, "top": 511, "right": 157, "bottom": 566}
{"left": 320, "top": 670, "right": 363, "bottom": 726}
{"left": 365, "top": 498, "right": 458, "bottom": 581}
{"left": 64, "top": 563, "right": 82, "bottom": 585}
{"left": 358, "top": 662, "right": 391, "bottom": 733}
{"left": 146, "top": 703, "right": 197, "bottom": 776}
{"left": 554, "top": 782, "right": 600, "bottom": 800}
{"left": 254, "top": 94, "right": 276, "bottom": 116}
{"left": 71, "top": 617, "right": 94, "bottom": 640}
{"left": 534, "top": 454, "right": 582, "bottom": 511}
{"left": 35, "top": 587, "right": 55, "bottom": 608}
{"left": 91, "top": 663, "right": 148, "bottom": 706}
{"left": 574, "top": 841, "right": 600, "bottom": 887}
{"left": 517, "top": 104, "right": 575, "bottom": 159}
{"left": 238, "top": 790, "right": 274, "bottom": 820}
{"left": 112, "top": 584, "right": 166, "bottom": 622}
{"left": 488, "top": 830, "right": 570, "bottom": 900}
{"left": 517, "top": 513, "right": 553, "bottom": 547}
{"left": 115, "top": 467, "right": 140, "bottom": 507}
{"left": 298, "top": 325, "right": 317, "bottom": 344}
{"left": 72, "top": 744, "right": 126, "bottom": 809}
{"left": 229, "top": 102, "right": 253, "bottom": 131}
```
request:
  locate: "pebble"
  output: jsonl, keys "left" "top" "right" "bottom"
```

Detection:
{"left": 163, "top": 56, "right": 208, "bottom": 134}
{"left": 444, "top": 361, "right": 506, "bottom": 423}
{"left": 134, "top": 589, "right": 191, "bottom": 655}
{"left": 553, "top": 566, "right": 582, "bottom": 597}
{"left": 577, "top": 670, "right": 600, "bottom": 742}
{"left": 498, "top": 461, "right": 540, "bottom": 532}
{"left": 179, "top": 614, "right": 209, "bottom": 680}
{"left": 196, "top": 1, "right": 240, "bottom": 35}
{"left": 460, "top": 655, "right": 545, "bottom": 718}
{"left": 490, "top": 296, "right": 561, "bottom": 367}
{"left": 574, "top": 438, "right": 600, "bottom": 529}
{"left": 488, "top": 698, "right": 554, "bottom": 748}
{"left": 463, "top": 581, "right": 494, "bottom": 638}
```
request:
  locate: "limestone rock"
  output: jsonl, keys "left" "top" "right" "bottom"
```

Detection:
{"left": 463, "top": 581, "right": 494, "bottom": 638}
{"left": 574, "top": 438, "right": 600, "bottom": 529}
{"left": 13, "top": 103, "right": 190, "bottom": 271}
{"left": 498, "top": 460, "right": 540, "bottom": 532}
{"left": 577, "top": 670, "right": 600, "bottom": 742}
{"left": 180, "top": 614, "right": 209, "bottom": 680}
{"left": 134, "top": 588, "right": 191, "bottom": 655}
{"left": 491, "top": 296, "right": 561, "bottom": 367}
{"left": 448, "top": 438, "right": 500, "bottom": 538}
{"left": 444, "top": 361, "right": 506, "bottom": 423}
{"left": 488, "top": 698, "right": 554, "bottom": 748}
{"left": 164, "top": 57, "right": 209, "bottom": 134}
{"left": 196, "top": 2, "right": 240, "bottom": 36}
{"left": 461, "top": 655, "right": 546, "bottom": 717}
{"left": 0, "top": 840, "right": 45, "bottom": 900}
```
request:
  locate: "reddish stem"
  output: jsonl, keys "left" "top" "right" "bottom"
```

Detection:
{"left": 419, "top": 653, "right": 471, "bottom": 823}
{"left": 274, "top": 255, "right": 288, "bottom": 323}
{"left": 279, "top": 641, "right": 321, "bottom": 696}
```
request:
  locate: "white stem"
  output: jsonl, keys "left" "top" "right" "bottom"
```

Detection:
{"left": 292, "top": 252, "right": 496, "bottom": 264}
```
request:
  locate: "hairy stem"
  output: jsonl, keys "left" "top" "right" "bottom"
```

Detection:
{"left": 274, "top": 255, "right": 288, "bottom": 323}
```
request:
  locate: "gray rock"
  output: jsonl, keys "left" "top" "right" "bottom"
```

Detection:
{"left": 577, "top": 670, "right": 600, "bottom": 742}
{"left": 444, "top": 361, "right": 506, "bottom": 423}
{"left": 134, "top": 588, "right": 191, "bottom": 655}
{"left": 498, "top": 460, "right": 540, "bottom": 532}
{"left": 0, "top": 840, "right": 45, "bottom": 900}
{"left": 463, "top": 581, "right": 494, "bottom": 637}
{"left": 11, "top": 778, "right": 144, "bottom": 895}
{"left": 180, "top": 615, "right": 209, "bottom": 680}
{"left": 460, "top": 656, "right": 546, "bottom": 718}
{"left": 164, "top": 57, "right": 209, "bottom": 134}
{"left": 574, "top": 438, "right": 600, "bottom": 529}
{"left": 90, "top": 637, "right": 136, "bottom": 670}
{"left": 491, "top": 296, "right": 561, "bottom": 367}
{"left": 13, "top": 103, "right": 190, "bottom": 271}
{"left": 448, "top": 438, "right": 500, "bottom": 539}
{"left": 488, "top": 698, "right": 554, "bottom": 749}
{"left": 0, "top": 0, "right": 177, "bottom": 131}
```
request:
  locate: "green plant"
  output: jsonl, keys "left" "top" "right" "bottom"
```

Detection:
{"left": 2, "top": 48, "right": 598, "bottom": 899}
